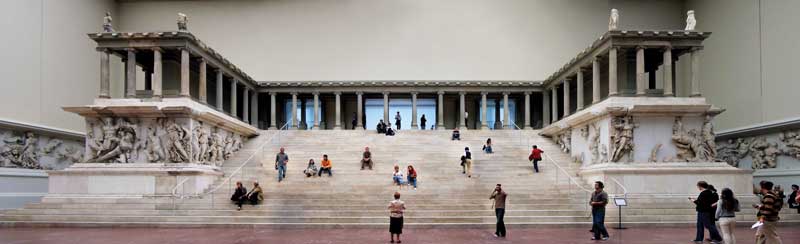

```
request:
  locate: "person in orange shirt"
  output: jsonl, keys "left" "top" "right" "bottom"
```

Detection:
{"left": 318, "top": 154, "right": 333, "bottom": 177}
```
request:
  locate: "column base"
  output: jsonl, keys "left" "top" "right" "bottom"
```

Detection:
{"left": 333, "top": 126, "right": 342, "bottom": 130}
{"left": 411, "top": 124, "right": 419, "bottom": 130}
{"left": 481, "top": 125, "right": 489, "bottom": 130}
{"left": 524, "top": 126, "right": 533, "bottom": 130}
{"left": 436, "top": 125, "right": 446, "bottom": 130}
{"left": 355, "top": 127, "right": 364, "bottom": 130}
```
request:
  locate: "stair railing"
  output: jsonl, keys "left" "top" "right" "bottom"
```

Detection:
{"left": 170, "top": 122, "right": 289, "bottom": 209}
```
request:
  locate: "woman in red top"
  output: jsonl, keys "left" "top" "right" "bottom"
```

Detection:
{"left": 407, "top": 165, "right": 418, "bottom": 190}
{"left": 529, "top": 145, "right": 544, "bottom": 173}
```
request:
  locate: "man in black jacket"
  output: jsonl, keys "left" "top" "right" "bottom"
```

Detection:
{"left": 789, "top": 184, "right": 799, "bottom": 214}
{"left": 689, "top": 181, "right": 722, "bottom": 243}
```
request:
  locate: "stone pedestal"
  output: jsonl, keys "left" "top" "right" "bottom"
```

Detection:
{"left": 47, "top": 163, "right": 221, "bottom": 197}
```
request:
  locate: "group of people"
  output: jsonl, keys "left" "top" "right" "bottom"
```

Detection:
{"left": 230, "top": 181, "right": 263, "bottom": 210}
{"left": 689, "top": 180, "right": 792, "bottom": 244}
{"left": 376, "top": 119, "right": 396, "bottom": 136}
{"left": 302, "top": 154, "right": 334, "bottom": 177}
{"left": 392, "top": 164, "right": 419, "bottom": 190}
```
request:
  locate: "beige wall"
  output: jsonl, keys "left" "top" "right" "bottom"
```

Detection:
{"left": 0, "top": 0, "right": 117, "bottom": 132}
{"left": 687, "top": 0, "right": 800, "bottom": 131}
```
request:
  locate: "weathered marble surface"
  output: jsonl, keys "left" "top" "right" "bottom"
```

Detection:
{"left": 0, "top": 129, "right": 83, "bottom": 170}
{"left": 717, "top": 129, "right": 800, "bottom": 170}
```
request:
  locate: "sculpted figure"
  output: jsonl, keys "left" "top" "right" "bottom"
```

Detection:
{"left": 94, "top": 126, "right": 135, "bottom": 163}
{"left": 57, "top": 145, "right": 84, "bottom": 165}
{"left": 103, "top": 12, "right": 114, "bottom": 32}
{"left": 145, "top": 127, "right": 165, "bottom": 162}
{"left": 0, "top": 132, "right": 42, "bottom": 169}
{"left": 100, "top": 117, "right": 119, "bottom": 152}
{"left": 85, "top": 125, "right": 103, "bottom": 160}
{"left": 610, "top": 116, "right": 637, "bottom": 162}
{"left": 609, "top": 9, "right": 619, "bottom": 31}
{"left": 716, "top": 139, "right": 739, "bottom": 167}
{"left": 779, "top": 131, "right": 800, "bottom": 159}
{"left": 208, "top": 131, "right": 223, "bottom": 163}
{"left": 177, "top": 13, "right": 188, "bottom": 31}
{"left": 749, "top": 138, "right": 775, "bottom": 169}
{"left": 166, "top": 122, "right": 190, "bottom": 163}
{"left": 589, "top": 124, "right": 600, "bottom": 162}
{"left": 42, "top": 139, "right": 63, "bottom": 154}
{"left": 685, "top": 10, "right": 697, "bottom": 31}
{"left": 223, "top": 136, "right": 234, "bottom": 160}
{"left": 649, "top": 144, "right": 662, "bottom": 163}
{"left": 193, "top": 125, "right": 210, "bottom": 163}
{"left": 701, "top": 115, "right": 716, "bottom": 160}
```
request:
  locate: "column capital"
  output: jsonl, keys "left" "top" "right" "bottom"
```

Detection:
{"left": 437, "top": 91, "right": 445, "bottom": 95}
{"left": 269, "top": 91, "right": 277, "bottom": 96}
{"left": 662, "top": 45, "right": 673, "bottom": 51}
{"left": 636, "top": 45, "right": 646, "bottom": 51}
{"left": 96, "top": 47, "right": 111, "bottom": 53}
{"left": 481, "top": 91, "right": 489, "bottom": 96}
{"left": 312, "top": 91, "right": 320, "bottom": 96}
{"left": 458, "top": 91, "right": 466, "bottom": 95}
{"left": 502, "top": 91, "right": 510, "bottom": 96}
{"left": 410, "top": 91, "right": 419, "bottom": 95}
{"left": 333, "top": 91, "right": 342, "bottom": 95}
{"left": 151, "top": 47, "right": 163, "bottom": 53}
{"left": 523, "top": 91, "right": 532, "bottom": 95}
{"left": 193, "top": 56, "right": 206, "bottom": 63}
{"left": 355, "top": 91, "right": 364, "bottom": 95}
{"left": 124, "top": 48, "right": 138, "bottom": 53}
{"left": 577, "top": 67, "right": 587, "bottom": 73}
{"left": 382, "top": 91, "right": 390, "bottom": 96}
{"left": 290, "top": 92, "right": 298, "bottom": 96}
{"left": 690, "top": 46, "right": 704, "bottom": 52}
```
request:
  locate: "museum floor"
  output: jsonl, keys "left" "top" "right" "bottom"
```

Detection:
{"left": 1, "top": 226, "right": 798, "bottom": 244}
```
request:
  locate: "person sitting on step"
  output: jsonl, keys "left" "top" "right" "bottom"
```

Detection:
{"left": 482, "top": 138, "right": 493, "bottom": 153}
{"left": 407, "top": 165, "right": 418, "bottom": 190}
{"left": 386, "top": 123, "right": 396, "bottom": 136}
{"left": 377, "top": 119, "right": 387, "bottom": 134}
{"left": 231, "top": 181, "right": 247, "bottom": 210}
{"left": 451, "top": 128, "right": 461, "bottom": 140}
{"left": 392, "top": 165, "right": 405, "bottom": 188}
{"left": 246, "top": 181, "right": 263, "bottom": 205}
{"left": 304, "top": 159, "right": 318, "bottom": 177}
{"left": 361, "top": 147, "right": 374, "bottom": 170}
{"left": 318, "top": 154, "right": 333, "bottom": 177}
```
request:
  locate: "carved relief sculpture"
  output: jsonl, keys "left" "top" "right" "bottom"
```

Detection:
{"left": 685, "top": 10, "right": 697, "bottom": 31}
{"left": 0, "top": 130, "right": 83, "bottom": 169}
{"left": 609, "top": 9, "right": 619, "bottom": 31}
{"left": 671, "top": 116, "right": 714, "bottom": 162}
{"left": 91, "top": 118, "right": 137, "bottom": 163}
{"left": 145, "top": 126, "right": 165, "bottom": 163}
{"left": 166, "top": 121, "right": 190, "bottom": 163}
{"left": 193, "top": 125, "right": 210, "bottom": 163}
{"left": 589, "top": 123, "right": 600, "bottom": 163}
{"left": 649, "top": 144, "right": 662, "bottom": 163}
{"left": 610, "top": 116, "right": 636, "bottom": 162}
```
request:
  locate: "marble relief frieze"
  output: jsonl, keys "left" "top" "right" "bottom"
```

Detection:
{"left": 0, "top": 130, "right": 84, "bottom": 170}
{"left": 717, "top": 129, "right": 800, "bottom": 169}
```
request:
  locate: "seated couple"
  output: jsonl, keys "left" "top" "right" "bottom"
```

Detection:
{"left": 230, "top": 181, "right": 264, "bottom": 210}
{"left": 304, "top": 154, "right": 333, "bottom": 177}
{"left": 392, "top": 165, "right": 418, "bottom": 190}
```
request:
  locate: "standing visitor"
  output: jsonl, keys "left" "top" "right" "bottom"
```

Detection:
{"left": 230, "top": 181, "right": 247, "bottom": 210}
{"left": 464, "top": 111, "right": 469, "bottom": 127}
{"left": 483, "top": 138, "right": 493, "bottom": 153}
{"left": 388, "top": 192, "right": 406, "bottom": 243}
{"left": 351, "top": 112, "right": 357, "bottom": 130}
{"left": 318, "top": 154, "right": 333, "bottom": 177}
{"left": 590, "top": 181, "right": 610, "bottom": 241}
{"left": 395, "top": 111, "right": 402, "bottom": 130}
{"left": 689, "top": 181, "right": 722, "bottom": 243}
{"left": 420, "top": 114, "right": 427, "bottom": 130}
{"left": 715, "top": 188, "right": 740, "bottom": 244}
{"left": 528, "top": 145, "right": 544, "bottom": 173}
{"left": 754, "top": 180, "right": 783, "bottom": 244}
{"left": 407, "top": 165, "right": 418, "bottom": 190}
{"left": 303, "top": 159, "right": 318, "bottom": 177}
{"left": 361, "top": 147, "right": 373, "bottom": 170}
{"left": 788, "top": 184, "right": 799, "bottom": 214}
{"left": 275, "top": 147, "right": 289, "bottom": 182}
{"left": 490, "top": 184, "right": 507, "bottom": 238}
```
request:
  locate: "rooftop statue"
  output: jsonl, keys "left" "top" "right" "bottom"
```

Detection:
{"left": 685, "top": 10, "right": 696, "bottom": 31}
{"left": 103, "top": 12, "right": 114, "bottom": 33}
{"left": 608, "top": 9, "right": 619, "bottom": 31}
{"left": 177, "top": 12, "right": 188, "bottom": 31}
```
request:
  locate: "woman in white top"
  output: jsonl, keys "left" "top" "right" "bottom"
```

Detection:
{"left": 388, "top": 192, "right": 406, "bottom": 243}
{"left": 392, "top": 165, "right": 405, "bottom": 188}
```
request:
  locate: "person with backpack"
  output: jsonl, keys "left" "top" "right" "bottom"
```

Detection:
{"left": 528, "top": 145, "right": 544, "bottom": 173}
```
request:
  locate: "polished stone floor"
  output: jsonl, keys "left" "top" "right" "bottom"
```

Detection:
{"left": 0, "top": 226, "right": 798, "bottom": 244}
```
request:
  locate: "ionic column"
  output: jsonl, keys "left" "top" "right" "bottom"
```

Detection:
{"left": 243, "top": 88, "right": 249, "bottom": 123}
{"left": 592, "top": 58, "right": 600, "bottom": 103}
{"left": 269, "top": 92, "right": 277, "bottom": 129}
{"left": 636, "top": 46, "right": 646, "bottom": 96}
{"left": 663, "top": 47, "right": 674, "bottom": 96}
{"left": 291, "top": 92, "right": 298, "bottom": 129}
{"left": 251, "top": 91, "right": 259, "bottom": 128}
{"left": 551, "top": 86, "right": 558, "bottom": 122}
{"left": 152, "top": 48, "right": 163, "bottom": 98}
{"left": 180, "top": 48, "right": 190, "bottom": 97}
{"left": 231, "top": 79, "right": 238, "bottom": 118}
{"left": 356, "top": 92, "right": 364, "bottom": 130}
{"left": 543, "top": 90, "right": 551, "bottom": 126}
{"left": 576, "top": 69, "right": 584, "bottom": 110}
{"left": 458, "top": 91, "right": 466, "bottom": 129}
{"left": 99, "top": 49, "right": 110, "bottom": 98}
{"left": 563, "top": 80, "right": 570, "bottom": 116}
{"left": 383, "top": 92, "right": 390, "bottom": 123}
{"left": 125, "top": 48, "right": 137, "bottom": 98}
{"left": 334, "top": 92, "right": 342, "bottom": 130}
{"left": 199, "top": 58, "right": 207, "bottom": 103}
{"left": 608, "top": 47, "right": 619, "bottom": 96}
{"left": 690, "top": 48, "right": 702, "bottom": 97}
{"left": 502, "top": 92, "right": 510, "bottom": 129}
{"left": 313, "top": 92, "right": 320, "bottom": 130}
{"left": 410, "top": 92, "right": 419, "bottom": 130}
{"left": 480, "top": 92, "right": 488, "bottom": 130}
{"left": 524, "top": 91, "right": 531, "bottom": 129}
{"left": 215, "top": 70, "right": 223, "bottom": 110}
{"left": 436, "top": 91, "right": 444, "bottom": 130}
